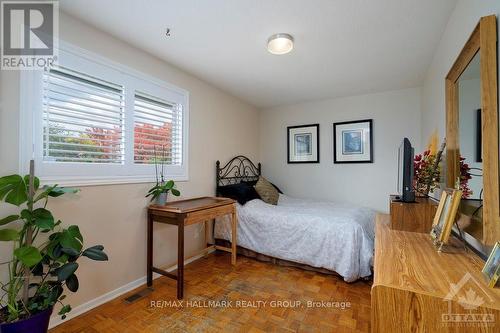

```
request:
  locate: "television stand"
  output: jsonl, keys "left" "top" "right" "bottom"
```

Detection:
{"left": 389, "top": 194, "right": 438, "bottom": 233}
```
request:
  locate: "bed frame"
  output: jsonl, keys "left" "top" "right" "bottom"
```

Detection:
{"left": 215, "top": 155, "right": 261, "bottom": 194}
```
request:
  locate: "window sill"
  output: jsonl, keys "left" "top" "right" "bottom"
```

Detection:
{"left": 38, "top": 174, "right": 189, "bottom": 187}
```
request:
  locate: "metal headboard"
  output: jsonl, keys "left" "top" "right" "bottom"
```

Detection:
{"left": 216, "top": 155, "right": 261, "bottom": 194}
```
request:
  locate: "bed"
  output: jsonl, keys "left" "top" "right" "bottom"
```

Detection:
{"left": 214, "top": 156, "right": 376, "bottom": 282}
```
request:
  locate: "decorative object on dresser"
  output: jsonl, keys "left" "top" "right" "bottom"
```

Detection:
{"left": 287, "top": 124, "right": 319, "bottom": 163}
{"left": 389, "top": 195, "right": 437, "bottom": 233}
{"left": 482, "top": 242, "right": 500, "bottom": 288}
{"left": 147, "top": 197, "right": 237, "bottom": 299}
{"left": 372, "top": 214, "right": 500, "bottom": 333}
{"left": 333, "top": 119, "right": 373, "bottom": 163}
{"left": 430, "top": 189, "right": 462, "bottom": 249}
{"left": 413, "top": 133, "right": 446, "bottom": 196}
{"left": 145, "top": 145, "right": 181, "bottom": 205}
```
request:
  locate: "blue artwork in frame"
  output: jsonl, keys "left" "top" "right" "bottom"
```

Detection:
{"left": 333, "top": 119, "right": 373, "bottom": 163}
{"left": 287, "top": 124, "right": 319, "bottom": 163}
{"left": 294, "top": 133, "right": 312, "bottom": 156}
{"left": 342, "top": 130, "right": 363, "bottom": 155}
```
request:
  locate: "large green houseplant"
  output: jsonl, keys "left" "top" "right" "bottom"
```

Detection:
{"left": 0, "top": 161, "right": 108, "bottom": 332}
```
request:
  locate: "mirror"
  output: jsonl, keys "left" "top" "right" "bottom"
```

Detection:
{"left": 445, "top": 15, "right": 499, "bottom": 248}
{"left": 458, "top": 52, "right": 483, "bottom": 239}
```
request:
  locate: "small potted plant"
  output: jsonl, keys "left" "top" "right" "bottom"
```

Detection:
{"left": 0, "top": 161, "right": 108, "bottom": 333}
{"left": 146, "top": 180, "right": 180, "bottom": 204}
{"left": 145, "top": 145, "right": 180, "bottom": 205}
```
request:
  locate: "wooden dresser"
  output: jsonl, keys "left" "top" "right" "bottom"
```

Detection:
{"left": 372, "top": 214, "right": 500, "bottom": 333}
{"left": 389, "top": 195, "right": 438, "bottom": 233}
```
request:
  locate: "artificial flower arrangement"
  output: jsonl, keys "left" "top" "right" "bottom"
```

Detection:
{"left": 459, "top": 156, "right": 473, "bottom": 199}
{"left": 413, "top": 132, "right": 445, "bottom": 196}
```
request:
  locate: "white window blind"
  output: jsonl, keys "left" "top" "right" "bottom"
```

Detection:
{"left": 42, "top": 68, "right": 125, "bottom": 164}
{"left": 133, "top": 93, "right": 182, "bottom": 165}
{"left": 21, "top": 44, "right": 189, "bottom": 185}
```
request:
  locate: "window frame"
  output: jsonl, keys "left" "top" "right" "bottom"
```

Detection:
{"left": 19, "top": 41, "right": 189, "bottom": 186}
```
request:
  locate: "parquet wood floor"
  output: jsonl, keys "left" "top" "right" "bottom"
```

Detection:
{"left": 51, "top": 252, "right": 372, "bottom": 333}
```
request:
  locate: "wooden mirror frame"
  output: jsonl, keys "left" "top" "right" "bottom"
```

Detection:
{"left": 445, "top": 15, "right": 498, "bottom": 246}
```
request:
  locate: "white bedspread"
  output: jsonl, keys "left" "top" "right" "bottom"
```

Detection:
{"left": 214, "top": 195, "right": 376, "bottom": 282}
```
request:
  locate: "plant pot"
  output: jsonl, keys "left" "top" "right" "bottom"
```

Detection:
{"left": 155, "top": 192, "right": 168, "bottom": 205}
{"left": 0, "top": 307, "right": 53, "bottom": 333}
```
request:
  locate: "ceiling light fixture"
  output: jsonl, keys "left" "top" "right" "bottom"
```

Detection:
{"left": 267, "top": 33, "right": 294, "bottom": 55}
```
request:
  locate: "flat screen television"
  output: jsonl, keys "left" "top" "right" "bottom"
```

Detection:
{"left": 397, "top": 138, "right": 415, "bottom": 202}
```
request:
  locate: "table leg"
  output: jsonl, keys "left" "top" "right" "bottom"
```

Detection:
{"left": 147, "top": 212, "right": 153, "bottom": 287}
{"left": 231, "top": 208, "right": 237, "bottom": 265}
{"left": 204, "top": 220, "right": 210, "bottom": 258}
{"left": 177, "top": 221, "right": 184, "bottom": 299}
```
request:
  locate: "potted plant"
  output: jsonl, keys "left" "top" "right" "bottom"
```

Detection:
{"left": 0, "top": 161, "right": 108, "bottom": 333}
{"left": 145, "top": 145, "right": 180, "bottom": 205}
{"left": 146, "top": 180, "right": 180, "bottom": 205}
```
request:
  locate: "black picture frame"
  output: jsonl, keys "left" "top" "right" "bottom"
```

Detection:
{"left": 333, "top": 119, "right": 373, "bottom": 164}
{"left": 476, "top": 109, "right": 482, "bottom": 163}
{"left": 287, "top": 124, "right": 320, "bottom": 164}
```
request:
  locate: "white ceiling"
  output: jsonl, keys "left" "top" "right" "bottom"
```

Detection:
{"left": 60, "top": 0, "right": 457, "bottom": 109}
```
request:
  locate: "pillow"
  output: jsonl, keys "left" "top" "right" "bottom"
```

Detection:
{"left": 254, "top": 176, "right": 279, "bottom": 205}
{"left": 217, "top": 183, "right": 260, "bottom": 205}
{"left": 242, "top": 180, "right": 283, "bottom": 194}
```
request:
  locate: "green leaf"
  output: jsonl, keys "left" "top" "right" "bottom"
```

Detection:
{"left": 58, "top": 304, "right": 71, "bottom": 317}
{"left": 60, "top": 228, "right": 83, "bottom": 252}
{"left": 23, "top": 175, "right": 40, "bottom": 191}
{"left": 14, "top": 246, "right": 42, "bottom": 267}
{"left": 48, "top": 186, "right": 79, "bottom": 197}
{"left": 20, "top": 209, "right": 32, "bottom": 221}
{"left": 66, "top": 274, "right": 79, "bottom": 292}
{"left": 68, "top": 225, "right": 83, "bottom": 242}
{"left": 61, "top": 247, "right": 80, "bottom": 256}
{"left": 82, "top": 246, "right": 108, "bottom": 261}
{"left": 32, "top": 208, "right": 55, "bottom": 230}
{"left": 55, "top": 262, "right": 78, "bottom": 281}
{"left": 86, "top": 245, "right": 104, "bottom": 251}
{"left": 34, "top": 186, "right": 79, "bottom": 203}
{"left": 0, "top": 228, "right": 19, "bottom": 241}
{"left": 48, "top": 284, "right": 63, "bottom": 304}
{"left": 0, "top": 175, "right": 27, "bottom": 206}
{"left": 164, "top": 180, "right": 174, "bottom": 189}
{"left": 0, "top": 215, "right": 20, "bottom": 226}
{"left": 171, "top": 189, "right": 181, "bottom": 196}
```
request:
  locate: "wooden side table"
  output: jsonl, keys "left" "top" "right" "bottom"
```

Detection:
{"left": 147, "top": 197, "right": 237, "bottom": 299}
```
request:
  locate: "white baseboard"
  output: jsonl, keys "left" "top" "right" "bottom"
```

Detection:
{"left": 49, "top": 249, "right": 214, "bottom": 329}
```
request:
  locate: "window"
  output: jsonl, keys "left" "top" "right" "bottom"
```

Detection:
{"left": 133, "top": 93, "right": 182, "bottom": 165}
{"left": 20, "top": 43, "right": 189, "bottom": 185}
{"left": 43, "top": 68, "right": 125, "bottom": 164}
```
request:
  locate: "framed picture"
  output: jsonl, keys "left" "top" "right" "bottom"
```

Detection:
{"left": 333, "top": 119, "right": 373, "bottom": 163}
{"left": 287, "top": 124, "right": 319, "bottom": 163}
{"left": 482, "top": 242, "right": 500, "bottom": 288}
{"left": 430, "top": 189, "right": 462, "bottom": 245}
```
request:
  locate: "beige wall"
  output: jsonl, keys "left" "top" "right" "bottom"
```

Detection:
{"left": 0, "top": 12, "right": 259, "bottom": 317}
{"left": 259, "top": 88, "right": 422, "bottom": 212}
{"left": 421, "top": 0, "right": 500, "bottom": 144}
